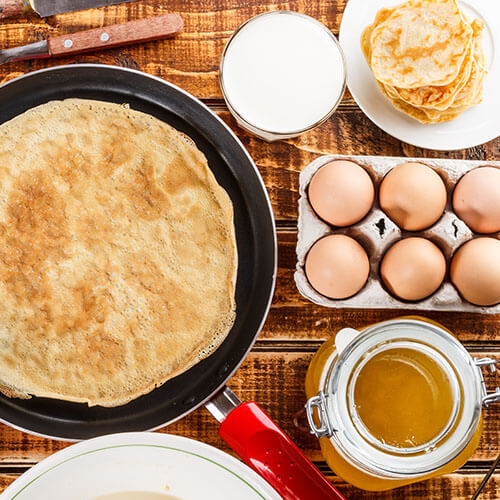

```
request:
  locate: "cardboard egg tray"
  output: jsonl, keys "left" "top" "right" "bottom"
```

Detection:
{"left": 295, "top": 154, "right": 500, "bottom": 313}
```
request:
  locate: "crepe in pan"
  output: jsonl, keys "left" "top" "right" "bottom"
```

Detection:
{"left": 0, "top": 99, "right": 237, "bottom": 407}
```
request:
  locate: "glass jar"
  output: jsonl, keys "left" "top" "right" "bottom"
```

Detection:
{"left": 304, "top": 317, "right": 500, "bottom": 491}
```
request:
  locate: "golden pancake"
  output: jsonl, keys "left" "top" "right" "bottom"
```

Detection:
{"left": 360, "top": 7, "right": 392, "bottom": 62}
{"left": 378, "top": 19, "right": 482, "bottom": 112}
{"left": 384, "top": 41, "right": 474, "bottom": 111}
{"left": 418, "top": 25, "right": 486, "bottom": 122}
{"left": 380, "top": 90, "right": 468, "bottom": 124}
{"left": 449, "top": 25, "right": 487, "bottom": 109}
{"left": 369, "top": 0, "right": 472, "bottom": 89}
{"left": 0, "top": 99, "right": 237, "bottom": 407}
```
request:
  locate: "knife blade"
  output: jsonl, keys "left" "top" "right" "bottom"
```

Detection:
{"left": 0, "top": 40, "right": 49, "bottom": 66}
{"left": 33, "top": 0, "right": 137, "bottom": 17}
{"left": 0, "top": 0, "right": 136, "bottom": 19}
{"left": 0, "top": 14, "right": 183, "bottom": 66}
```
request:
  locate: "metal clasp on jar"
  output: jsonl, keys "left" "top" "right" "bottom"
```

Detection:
{"left": 305, "top": 390, "right": 336, "bottom": 438}
{"left": 474, "top": 357, "right": 500, "bottom": 406}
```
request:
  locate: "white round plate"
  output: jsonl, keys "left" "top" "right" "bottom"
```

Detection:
{"left": 0, "top": 433, "right": 281, "bottom": 500}
{"left": 339, "top": 0, "right": 500, "bottom": 150}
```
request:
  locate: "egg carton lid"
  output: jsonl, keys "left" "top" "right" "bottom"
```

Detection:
{"left": 295, "top": 154, "right": 500, "bottom": 313}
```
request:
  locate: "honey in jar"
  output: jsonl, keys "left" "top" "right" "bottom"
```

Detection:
{"left": 353, "top": 347, "right": 455, "bottom": 449}
{"left": 305, "top": 318, "right": 499, "bottom": 491}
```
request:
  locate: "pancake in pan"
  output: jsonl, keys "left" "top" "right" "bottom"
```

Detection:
{"left": 0, "top": 99, "right": 237, "bottom": 407}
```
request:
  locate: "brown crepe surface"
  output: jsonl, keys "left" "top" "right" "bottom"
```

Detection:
{"left": 0, "top": 99, "right": 237, "bottom": 406}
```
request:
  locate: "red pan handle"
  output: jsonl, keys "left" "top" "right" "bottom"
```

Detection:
{"left": 219, "top": 401, "right": 345, "bottom": 500}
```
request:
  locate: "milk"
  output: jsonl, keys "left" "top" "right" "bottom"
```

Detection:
{"left": 220, "top": 11, "right": 346, "bottom": 139}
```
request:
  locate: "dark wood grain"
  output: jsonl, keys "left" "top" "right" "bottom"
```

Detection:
{"left": 322, "top": 473, "right": 500, "bottom": 500}
{"left": 0, "top": 474, "right": 20, "bottom": 492}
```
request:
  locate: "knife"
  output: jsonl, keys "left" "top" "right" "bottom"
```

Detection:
{"left": 0, "top": 0, "right": 137, "bottom": 19}
{"left": 0, "top": 14, "right": 183, "bottom": 66}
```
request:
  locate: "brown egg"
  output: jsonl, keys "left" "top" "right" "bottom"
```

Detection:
{"left": 305, "top": 234, "right": 369, "bottom": 299}
{"left": 451, "top": 238, "right": 500, "bottom": 306}
{"left": 379, "top": 162, "right": 447, "bottom": 231}
{"left": 453, "top": 167, "right": 500, "bottom": 233}
{"left": 308, "top": 160, "right": 374, "bottom": 227}
{"left": 381, "top": 238, "right": 446, "bottom": 301}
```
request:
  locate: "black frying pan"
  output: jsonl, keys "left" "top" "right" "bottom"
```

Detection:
{"left": 0, "top": 65, "right": 344, "bottom": 500}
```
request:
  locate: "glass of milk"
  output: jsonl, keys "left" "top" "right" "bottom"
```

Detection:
{"left": 220, "top": 11, "right": 346, "bottom": 141}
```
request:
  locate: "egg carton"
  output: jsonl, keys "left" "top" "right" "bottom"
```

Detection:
{"left": 295, "top": 154, "right": 500, "bottom": 313}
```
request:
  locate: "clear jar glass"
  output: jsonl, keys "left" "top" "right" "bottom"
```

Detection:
{"left": 305, "top": 317, "right": 500, "bottom": 491}
{"left": 219, "top": 11, "right": 347, "bottom": 141}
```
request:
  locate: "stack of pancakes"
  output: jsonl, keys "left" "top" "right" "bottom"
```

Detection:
{"left": 362, "top": 0, "right": 487, "bottom": 124}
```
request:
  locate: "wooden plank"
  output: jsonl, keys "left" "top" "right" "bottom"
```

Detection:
{"left": 0, "top": 1, "right": 344, "bottom": 97}
{"left": 259, "top": 230, "right": 500, "bottom": 342}
{"left": 0, "top": 351, "right": 496, "bottom": 465}
{"left": 331, "top": 473, "right": 500, "bottom": 500}
{"left": 0, "top": 471, "right": 498, "bottom": 499}
{"left": 0, "top": 474, "right": 17, "bottom": 493}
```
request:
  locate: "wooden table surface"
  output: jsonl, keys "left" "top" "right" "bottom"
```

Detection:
{"left": 0, "top": 1, "right": 499, "bottom": 498}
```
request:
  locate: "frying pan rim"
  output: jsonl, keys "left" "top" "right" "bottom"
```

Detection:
{"left": 0, "top": 63, "right": 277, "bottom": 441}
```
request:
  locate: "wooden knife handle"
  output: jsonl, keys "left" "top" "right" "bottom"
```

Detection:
{"left": 48, "top": 14, "right": 183, "bottom": 57}
{"left": 0, "top": 0, "right": 27, "bottom": 19}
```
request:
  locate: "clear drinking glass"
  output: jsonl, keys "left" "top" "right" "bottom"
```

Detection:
{"left": 219, "top": 11, "right": 347, "bottom": 141}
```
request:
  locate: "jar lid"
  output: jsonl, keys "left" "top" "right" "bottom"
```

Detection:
{"left": 308, "top": 319, "right": 484, "bottom": 477}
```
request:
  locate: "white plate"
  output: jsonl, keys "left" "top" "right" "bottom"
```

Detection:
{"left": 0, "top": 433, "right": 282, "bottom": 500}
{"left": 339, "top": 0, "right": 500, "bottom": 150}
